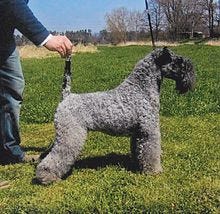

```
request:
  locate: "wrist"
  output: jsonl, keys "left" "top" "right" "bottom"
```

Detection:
{"left": 39, "top": 34, "right": 53, "bottom": 47}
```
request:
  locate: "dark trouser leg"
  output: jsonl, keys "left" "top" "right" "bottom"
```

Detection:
{"left": 0, "top": 48, "right": 25, "bottom": 163}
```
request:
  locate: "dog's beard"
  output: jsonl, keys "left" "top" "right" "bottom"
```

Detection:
{"left": 176, "top": 79, "right": 190, "bottom": 94}
{"left": 175, "top": 72, "right": 195, "bottom": 94}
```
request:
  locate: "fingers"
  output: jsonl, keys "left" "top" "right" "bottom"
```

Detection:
{"left": 63, "top": 36, "right": 73, "bottom": 56}
{"left": 55, "top": 36, "right": 72, "bottom": 58}
{"left": 44, "top": 35, "right": 73, "bottom": 58}
{"left": 59, "top": 36, "right": 73, "bottom": 58}
{"left": 58, "top": 43, "right": 67, "bottom": 58}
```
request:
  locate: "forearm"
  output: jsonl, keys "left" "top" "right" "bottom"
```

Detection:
{"left": 10, "top": 0, "right": 49, "bottom": 46}
{"left": 6, "top": 0, "right": 73, "bottom": 57}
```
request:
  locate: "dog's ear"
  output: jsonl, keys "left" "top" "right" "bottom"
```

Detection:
{"left": 154, "top": 47, "right": 172, "bottom": 67}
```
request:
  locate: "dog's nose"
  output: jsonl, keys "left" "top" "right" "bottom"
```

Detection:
{"left": 177, "top": 58, "right": 184, "bottom": 64}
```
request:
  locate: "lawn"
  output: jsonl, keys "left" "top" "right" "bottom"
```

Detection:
{"left": 0, "top": 45, "right": 219, "bottom": 213}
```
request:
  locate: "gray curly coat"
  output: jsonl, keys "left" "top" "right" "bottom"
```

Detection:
{"left": 36, "top": 47, "right": 195, "bottom": 184}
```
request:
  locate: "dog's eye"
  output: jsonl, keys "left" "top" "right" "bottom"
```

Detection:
{"left": 177, "top": 58, "right": 183, "bottom": 64}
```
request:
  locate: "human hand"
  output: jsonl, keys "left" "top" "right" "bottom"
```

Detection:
{"left": 44, "top": 35, "right": 73, "bottom": 58}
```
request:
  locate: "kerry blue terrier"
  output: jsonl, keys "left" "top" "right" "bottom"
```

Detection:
{"left": 36, "top": 47, "right": 195, "bottom": 184}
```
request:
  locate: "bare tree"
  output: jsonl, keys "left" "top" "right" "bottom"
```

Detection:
{"left": 217, "top": 0, "right": 220, "bottom": 26}
{"left": 105, "top": 7, "right": 129, "bottom": 44}
{"left": 158, "top": 0, "right": 187, "bottom": 40}
{"left": 104, "top": 1, "right": 219, "bottom": 44}
{"left": 214, "top": 0, "right": 220, "bottom": 35}
{"left": 157, "top": 0, "right": 209, "bottom": 40}
{"left": 201, "top": 0, "right": 218, "bottom": 37}
{"left": 127, "top": 10, "right": 144, "bottom": 41}
{"left": 149, "top": 0, "right": 164, "bottom": 41}
{"left": 176, "top": 0, "right": 204, "bottom": 38}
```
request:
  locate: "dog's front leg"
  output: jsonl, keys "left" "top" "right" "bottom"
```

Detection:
{"left": 132, "top": 123, "right": 163, "bottom": 174}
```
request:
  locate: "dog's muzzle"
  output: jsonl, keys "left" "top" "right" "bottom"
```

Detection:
{"left": 175, "top": 58, "right": 196, "bottom": 94}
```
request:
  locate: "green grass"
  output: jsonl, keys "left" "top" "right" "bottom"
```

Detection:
{"left": 0, "top": 45, "right": 220, "bottom": 213}
{"left": 21, "top": 45, "right": 219, "bottom": 123}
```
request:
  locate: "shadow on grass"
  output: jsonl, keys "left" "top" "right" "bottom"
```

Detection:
{"left": 22, "top": 146, "right": 48, "bottom": 153}
{"left": 36, "top": 145, "right": 137, "bottom": 173}
{"left": 32, "top": 152, "right": 137, "bottom": 185}
{"left": 74, "top": 153, "right": 136, "bottom": 172}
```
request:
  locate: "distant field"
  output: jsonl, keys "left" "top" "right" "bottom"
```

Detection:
{"left": 20, "top": 45, "right": 219, "bottom": 123}
{"left": 18, "top": 39, "right": 220, "bottom": 59}
{"left": 0, "top": 45, "right": 219, "bottom": 213}
{"left": 18, "top": 43, "right": 98, "bottom": 59}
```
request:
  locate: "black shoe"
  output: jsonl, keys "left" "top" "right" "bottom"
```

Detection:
{"left": 0, "top": 148, "right": 23, "bottom": 165}
{"left": 0, "top": 154, "right": 40, "bottom": 165}
{"left": 0, "top": 156, "right": 18, "bottom": 165}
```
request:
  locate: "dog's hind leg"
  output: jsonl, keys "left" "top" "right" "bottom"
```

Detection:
{"left": 36, "top": 108, "right": 87, "bottom": 185}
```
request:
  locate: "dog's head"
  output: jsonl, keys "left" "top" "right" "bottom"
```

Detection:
{"left": 152, "top": 47, "right": 196, "bottom": 94}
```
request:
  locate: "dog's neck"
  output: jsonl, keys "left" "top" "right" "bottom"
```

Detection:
{"left": 119, "top": 57, "right": 162, "bottom": 94}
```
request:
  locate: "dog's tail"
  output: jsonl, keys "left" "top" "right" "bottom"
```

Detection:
{"left": 62, "top": 55, "right": 72, "bottom": 99}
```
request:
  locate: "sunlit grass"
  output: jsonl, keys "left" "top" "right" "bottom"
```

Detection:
{"left": 0, "top": 45, "right": 219, "bottom": 213}
{"left": 0, "top": 115, "right": 219, "bottom": 213}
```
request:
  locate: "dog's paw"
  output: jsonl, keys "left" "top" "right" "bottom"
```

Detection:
{"left": 35, "top": 166, "right": 61, "bottom": 185}
{"left": 141, "top": 165, "right": 163, "bottom": 175}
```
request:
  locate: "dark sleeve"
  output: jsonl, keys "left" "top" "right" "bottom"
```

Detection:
{"left": 10, "top": 0, "right": 50, "bottom": 46}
